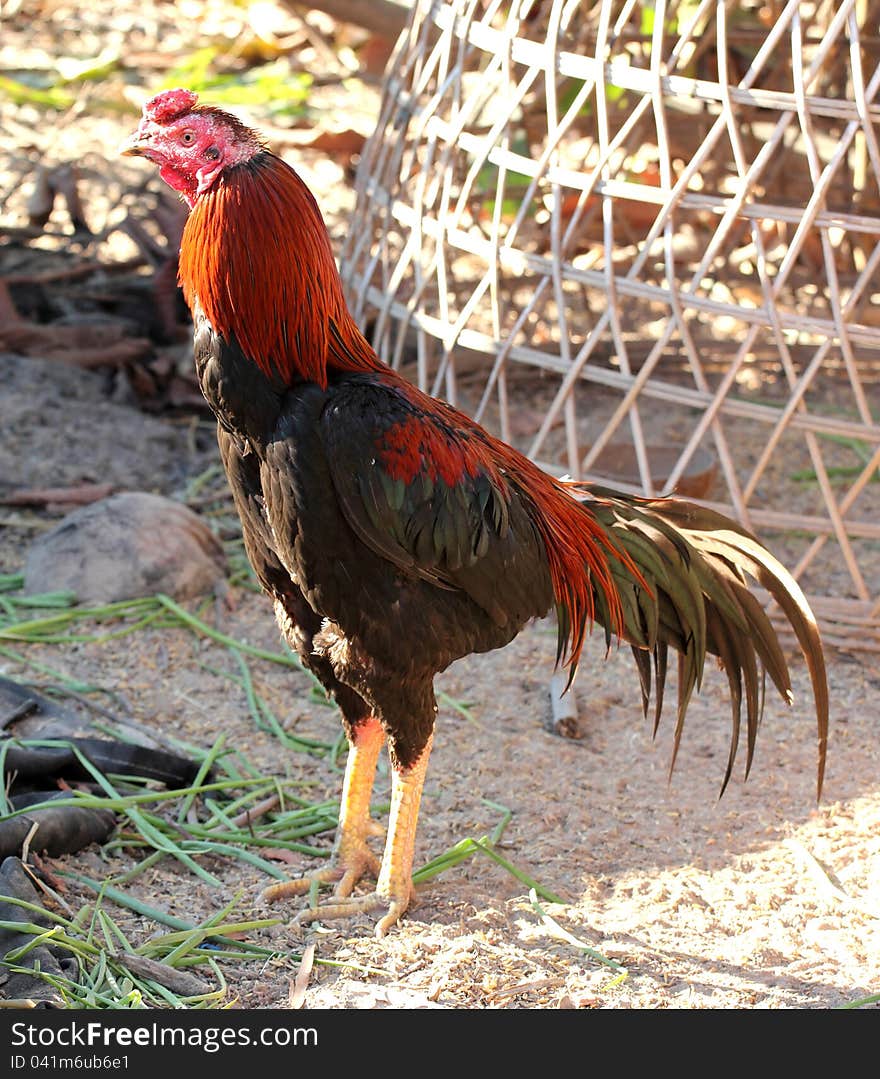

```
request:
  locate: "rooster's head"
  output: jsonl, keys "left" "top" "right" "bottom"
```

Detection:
{"left": 120, "top": 89, "right": 263, "bottom": 207}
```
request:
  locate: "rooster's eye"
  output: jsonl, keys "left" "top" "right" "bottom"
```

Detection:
{"left": 180, "top": 130, "right": 195, "bottom": 145}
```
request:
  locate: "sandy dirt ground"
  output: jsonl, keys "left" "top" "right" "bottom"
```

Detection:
{"left": 3, "top": 564, "right": 878, "bottom": 1010}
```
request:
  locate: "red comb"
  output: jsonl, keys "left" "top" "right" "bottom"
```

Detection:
{"left": 144, "top": 88, "right": 199, "bottom": 123}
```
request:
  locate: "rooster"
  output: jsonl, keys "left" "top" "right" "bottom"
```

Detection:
{"left": 122, "top": 90, "right": 829, "bottom": 936}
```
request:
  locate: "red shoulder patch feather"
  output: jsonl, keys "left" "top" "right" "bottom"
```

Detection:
{"left": 376, "top": 388, "right": 492, "bottom": 487}
{"left": 378, "top": 414, "right": 483, "bottom": 486}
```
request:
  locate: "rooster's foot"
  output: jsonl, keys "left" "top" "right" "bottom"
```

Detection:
{"left": 294, "top": 887, "right": 412, "bottom": 938}
{"left": 262, "top": 842, "right": 381, "bottom": 904}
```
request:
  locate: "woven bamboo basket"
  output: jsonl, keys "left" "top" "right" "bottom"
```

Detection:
{"left": 340, "top": 0, "right": 880, "bottom": 650}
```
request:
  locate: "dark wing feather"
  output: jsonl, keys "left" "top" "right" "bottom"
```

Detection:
{"left": 319, "top": 377, "right": 553, "bottom": 628}
{"left": 216, "top": 425, "right": 294, "bottom": 598}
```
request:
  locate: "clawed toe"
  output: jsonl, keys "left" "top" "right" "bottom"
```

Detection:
{"left": 263, "top": 733, "right": 431, "bottom": 937}
{"left": 295, "top": 891, "right": 410, "bottom": 937}
{"left": 262, "top": 845, "right": 380, "bottom": 905}
{"left": 261, "top": 865, "right": 344, "bottom": 903}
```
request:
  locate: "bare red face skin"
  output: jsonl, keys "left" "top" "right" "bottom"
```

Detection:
{"left": 120, "top": 89, "right": 262, "bottom": 207}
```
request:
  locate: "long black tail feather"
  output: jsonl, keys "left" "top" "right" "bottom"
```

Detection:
{"left": 571, "top": 486, "right": 829, "bottom": 797}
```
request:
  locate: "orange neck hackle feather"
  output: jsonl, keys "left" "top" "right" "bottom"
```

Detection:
{"left": 178, "top": 150, "right": 641, "bottom": 673}
{"left": 179, "top": 152, "right": 377, "bottom": 388}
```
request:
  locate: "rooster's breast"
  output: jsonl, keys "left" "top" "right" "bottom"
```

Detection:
{"left": 192, "top": 308, "right": 287, "bottom": 439}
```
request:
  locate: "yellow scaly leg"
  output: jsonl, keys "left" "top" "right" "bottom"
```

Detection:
{"left": 295, "top": 734, "right": 434, "bottom": 936}
{"left": 263, "top": 716, "right": 385, "bottom": 903}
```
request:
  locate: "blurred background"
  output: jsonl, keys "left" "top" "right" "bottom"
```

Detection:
{"left": 0, "top": 0, "right": 397, "bottom": 416}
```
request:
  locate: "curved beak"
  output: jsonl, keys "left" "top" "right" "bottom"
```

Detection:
{"left": 119, "top": 130, "right": 147, "bottom": 157}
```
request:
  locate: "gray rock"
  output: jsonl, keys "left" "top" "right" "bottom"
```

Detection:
{"left": 24, "top": 492, "right": 227, "bottom": 603}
